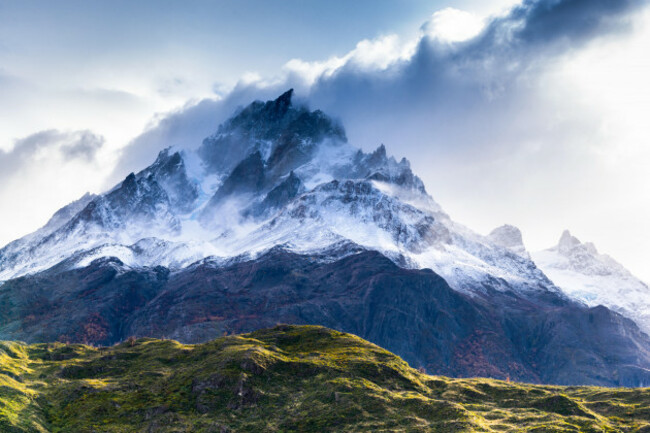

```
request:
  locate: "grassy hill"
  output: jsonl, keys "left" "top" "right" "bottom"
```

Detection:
{"left": 1, "top": 325, "right": 649, "bottom": 432}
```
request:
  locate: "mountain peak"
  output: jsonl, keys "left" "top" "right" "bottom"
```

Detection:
{"left": 273, "top": 88, "right": 294, "bottom": 113}
{"left": 199, "top": 90, "right": 345, "bottom": 175}
{"left": 488, "top": 224, "right": 528, "bottom": 257}
{"left": 373, "top": 143, "right": 387, "bottom": 159}
{"left": 256, "top": 88, "right": 295, "bottom": 123}
{"left": 149, "top": 147, "right": 182, "bottom": 171}
{"left": 533, "top": 230, "right": 650, "bottom": 335}
{"left": 558, "top": 230, "right": 582, "bottom": 253}
{"left": 122, "top": 172, "right": 137, "bottom": 190}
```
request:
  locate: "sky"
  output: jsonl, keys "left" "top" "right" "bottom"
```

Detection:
{"left": 1, "top": 0, "right": 650, "bottom": 280}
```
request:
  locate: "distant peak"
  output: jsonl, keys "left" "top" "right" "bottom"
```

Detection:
{"left": 584, "top": 242, "right": 599, "bottom": 256}
{"left": 555, "top": 230, "right": 601, "bottom": 257}
{"left": 367, "top": 144, "right": 388, "bottom": 167}
{"left": 558, "top": 230, "right": 581, "bottom": 252}
{"left": 488, "top": 224, "right": 526, "bottom": 253}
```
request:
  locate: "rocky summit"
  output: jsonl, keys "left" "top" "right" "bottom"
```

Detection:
{"left": 533, "top": 230, "right": 650, "bottom": 335}
{"left": 1, "top": 91, "right": 650, "bottom": 387}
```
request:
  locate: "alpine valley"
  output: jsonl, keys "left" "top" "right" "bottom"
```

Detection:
{"left": 1, "top": 90, "right": 650, "bottom": 388}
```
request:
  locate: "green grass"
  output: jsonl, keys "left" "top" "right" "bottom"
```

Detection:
{"left": 0, "top": 325, "right": 649, "bottom": 432}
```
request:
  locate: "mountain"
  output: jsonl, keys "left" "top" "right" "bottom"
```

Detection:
{"left": 0, "top": 89, "right": 551, "bottom": 296}
{"left": 533, "top": 230, "right": 650, "bottom": 334}
{"left": 5, "top": 248, "right": 650, "bottom": 386}
{"left": 1, "top": 90, "right": 650, "bottom": 386}
{"left": 2, "top": 325, "right": 650, "bottom": 433}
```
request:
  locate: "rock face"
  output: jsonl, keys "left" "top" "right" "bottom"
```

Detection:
{"left": 0, "top": 90, "right": 649, "bottom": 386}
{"left": 201, "top": 150, "right": 267, "bottom": 219}
{"left": 139, "top": 148, "right": 199, "bottom": 213}
{"left": 2, "top": 249, "right": 650, "bottom": 387}
{"left": 198, "top": 89, "right": 346, "bottom": 178}
{"left": 533, "top": 230, "right": 650, "bottom": 335}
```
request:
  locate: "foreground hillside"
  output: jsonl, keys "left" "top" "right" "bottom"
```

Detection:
{"left": 1, "top": 325, "right": 649, "bottom": 432}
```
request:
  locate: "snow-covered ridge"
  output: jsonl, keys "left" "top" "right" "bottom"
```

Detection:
{"left": 533, "top": 230, "right": 650, "bottom": 334}
{"left": 0, "top": 89, "right": 559, "bottom": 299}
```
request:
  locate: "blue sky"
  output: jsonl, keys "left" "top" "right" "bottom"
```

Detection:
{"left": 1, "top": 0, "right": 650, "bottom": 280}
{"left": 0, "top": 1, "right": 513, "bottom": 76}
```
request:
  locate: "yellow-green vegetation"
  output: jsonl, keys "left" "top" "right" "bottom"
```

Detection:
{"left": 0, "top": 325, "right": 649, "bottom": 432}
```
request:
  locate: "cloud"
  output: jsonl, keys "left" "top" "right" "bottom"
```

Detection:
{"left": 0, "top": 129, "right": 111, "bottom": 247}
{"left": 0, "top": 129, "right": 104, "bottom": 181}
{"left": 59, "top": 130, "right": 105, "bottom": 161}
{"left": 291, "top": 0, "right": 648, "bottom": 172}
{"left": 283, "top": 35, "right": 416, "bottom": 87}
{"left": 107, "top": 0, "right": 648, "bottom": 192}
{"left": 105, "top": 98, "right": 227, "bottom": 183}
{"left": 305, "top": 0, "right": 645, "bottom": 104}
{"left": 118, "top": 0, "right": 644, "bottom": 164}
{"left": 501, "top": 0, "right": 641, "bottom": 46}
{"left": 422, "top": 8, "right": 486, "bottom": 42}
{"left": 281, "top": 0, "right": 650, "bottom": 280}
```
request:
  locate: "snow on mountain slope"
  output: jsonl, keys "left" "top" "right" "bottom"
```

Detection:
{"left": 532, "top": 230, "right": 650, "bottom": 334}
{"left": 0, "top": 89, "right": 558, "bottom": 297}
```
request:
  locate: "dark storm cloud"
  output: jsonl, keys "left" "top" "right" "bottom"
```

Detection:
{"left": 300, "top": 0, "right": 647, "bottom": 159}
{"left": 503, "top": 0, "right": 641, "bottom": 46}
{"left": 112, "top": 0, "right": 647, "bottom": 181}
{"left": 332, "top": 0, "right": 643, "bottom": 99}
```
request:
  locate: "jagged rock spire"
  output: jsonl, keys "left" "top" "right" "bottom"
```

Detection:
{"left": 558, "top": 230, "right": 581, "bottom": 253}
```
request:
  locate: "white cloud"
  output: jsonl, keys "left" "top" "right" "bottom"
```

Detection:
{"left": 529, "top": 7, "right": 650, "bottom": 280}
{"left": 283, "top": 35, "right": 417, "bottom": 87}
{"left": 0, "top": 130, "right": 109, "bottom": 244}
{"left": 423, "top": 8, "right": 486, "bottom": 42}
